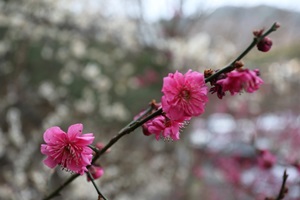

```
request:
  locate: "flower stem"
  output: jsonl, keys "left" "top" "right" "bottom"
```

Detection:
{"left": 86, "top": 171, "right": 107, "bottom": 200}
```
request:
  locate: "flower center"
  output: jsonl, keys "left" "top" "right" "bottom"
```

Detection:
{"left": 60, "top": 143, "right": 81, "bottom": 166}
{"left": 164, "top": 118, "right": 172, "bottom": 127}
{"left": 180, "top": 89, "right": 190, "bottom": 100}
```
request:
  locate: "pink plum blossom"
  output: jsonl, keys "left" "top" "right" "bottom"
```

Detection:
{"left": 161, "top": 70, "right": 208, "bottom": 121}
{"left": 41, "top": 123, "right": 94, "bottom": 175}
{"left": 133, "top": 109, "right": 152, "bottom": 136}
{"left": 217, "top": 69, "right": 263, "bottom": 95}
{"left": 87, "top": 165, "right": 104, "bottom": 181}
{"left": 134, "top": 103, "right": 162, "bottom": 136}
{"left": 144, "top": 115, "right": 185, "bottom": 141}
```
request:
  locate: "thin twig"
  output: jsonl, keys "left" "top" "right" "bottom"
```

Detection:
{"left": 89, "top": 145, "right": 100, "bottom": 154}
{"left": 205, "top": 22, "right": 278, "bottom": 83}
{"left": 92, "top": 107, "right": 162, "bottom": 164}
{"left": 275, "top": 170, "right": 288, "bottom": 200}
{"left": 86, "top": 171, "right": 107, "bottom": 200}
{"left": 43, "top": 174, "right": 79, "bottom": 200}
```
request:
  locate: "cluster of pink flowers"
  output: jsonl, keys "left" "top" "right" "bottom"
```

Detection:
{"left": 140, "top": 70, "right": 208, "bottom": 141}
{"left": 138, "top": 68, "right": 264, "bottom": 140}
{"left": 210, "top": 68, "right": 263, "bottom": 98}
{"left": 41, "top": 68, "right": 264, "bottom": 174}
{"left": 41, "top": 123, "right": 96, "bottom": 175}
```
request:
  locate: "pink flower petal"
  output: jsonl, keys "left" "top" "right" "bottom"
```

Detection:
{"left": 76, "top": 135, "right": 95, "bottom": 146}
{"left": 40, "top": 144, "right": 49, "bottom": 155}
{"left": 43, "top": 126, "right": 65, "bottom": 144}
{"left": 67, "top": 123, "right": 83, "bottom": 139}
{"left": 43, "top": 156, "right": 57, "bottom": 168}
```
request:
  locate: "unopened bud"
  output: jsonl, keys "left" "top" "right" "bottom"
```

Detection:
{"left": 150, "top": 100, "right": 161, "bottom": 110}
{"left": 204, "top": 69, "right": 214, "bottom": 78}
{"left": 274, "top": 22, "right": 280, "bottom": 30}
{"left": 234, "top": 61, "right": 244, "bottom": 69}
{"left": 253, "top": 29, "right": 264, "bottom": 37}
{"left": 257, "top": 37, "right": 273, "bottom": 52}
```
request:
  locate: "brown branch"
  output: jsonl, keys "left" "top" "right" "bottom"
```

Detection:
{"left": 265, "top": 170, "right": 288, "bottom": 200}
{"left": 86, "top": 171, "right": 107, "bottom": 200}
{"left": 275, "top": 170, "right": 289, "bottom": 200}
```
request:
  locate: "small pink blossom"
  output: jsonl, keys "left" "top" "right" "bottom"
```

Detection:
{"left": 257, "top": 150, "right": 276, "bottom": 169}
{"left": 142, "top": 123, "right": 152, "bottom": 136}
{"left": 144, "top": 115, "right": 185, "bottom": 140}
{"left": 41, "top": 123, "right": 94, "bottom": 175}
{"left": 87, "top": 165, "right": 104, "bottom": 181}
{"left": 161, "top": 70, "right": 208, "bottom": 121}
{"left": 134, "top": 102, "right": 162, "bottom": 136}
{"left": 134, "top": 109, "right": 152, "bottom": 136}
{"left": 217, "top": 69, "right": 263, "bottom": 95}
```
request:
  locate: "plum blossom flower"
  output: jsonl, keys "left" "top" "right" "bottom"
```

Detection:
{"left": 41, "top": 123, "right": 94, "bottom": 175}
{"left": 161, "top": 70, "right": 208, "bottom": 121}
{"left": 133, "top": 101, "right": 162, "bottom": 136}
{"left": 216, "top": 69, "right": 263, "bottom": 95}
{"left": 144, "top": 115, "right": 186, "bottom": 141}
{"left": 87, "top": 165, "right": 104, "bottom": 181}
{"left": 134, "top": 109, "right": 152, "bottom": 136}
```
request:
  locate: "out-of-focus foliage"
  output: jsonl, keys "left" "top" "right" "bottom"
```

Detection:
{"left": 0, "top": 0, "right": 172, "bottom": 199}
{"left": 1, "top": 0, "right": 300, "bottom": 200}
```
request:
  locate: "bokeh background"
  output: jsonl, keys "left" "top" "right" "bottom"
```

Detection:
{"left": 0, "top": 0, "right": 300, "bottom": 199}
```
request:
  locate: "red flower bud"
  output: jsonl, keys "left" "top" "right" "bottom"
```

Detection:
{"left": 257, "top": 37, "right": 273, "bottom": 52}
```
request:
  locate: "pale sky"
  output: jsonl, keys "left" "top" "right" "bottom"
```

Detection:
{"left": 67, "top": 0, "right": 300, "bottom": 22}
{"left": 142, "top": 0, "right": 300, "bottom": 21}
